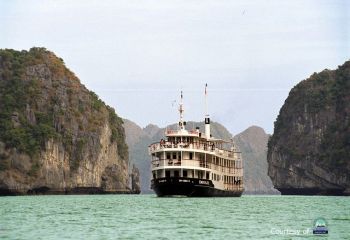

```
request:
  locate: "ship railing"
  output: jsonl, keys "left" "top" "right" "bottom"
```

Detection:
{"left": 149, "top": 142, "right": 234, "bottom": 158}
{"left": 166, "top": 130, "right": 178, "bottom": 134}
{"left": 165, "top": 130, "right": 199, "bottom": 135}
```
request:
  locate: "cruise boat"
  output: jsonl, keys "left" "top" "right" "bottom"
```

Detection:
{"left": 149, "top": 86, "right": 244, "bottom": 197}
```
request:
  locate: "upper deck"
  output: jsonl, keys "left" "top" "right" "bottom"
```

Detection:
{"left": 149, "top": 128, "right": 239, "bottom": 160}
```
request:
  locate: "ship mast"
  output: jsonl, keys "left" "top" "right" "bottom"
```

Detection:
{"left": 178, "top": 90, "right": 185, "bottom": 130}
{"left": 205, "top": 83, "right": 211, "bottom": 139}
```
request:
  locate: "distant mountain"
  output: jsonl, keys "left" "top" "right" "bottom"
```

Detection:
{"left": 123, "top": 119, "right": 154, "bottom": 193}
{"left": 124, "top": 119, "right": 279, "bottom": 194}
{"left": 234, "top": 126, "right": 279, "bottom": 194}
{"left": 143, "top": 124, "right": 160, "bottom": 139}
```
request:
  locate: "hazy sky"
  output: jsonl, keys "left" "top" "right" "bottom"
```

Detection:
{"left": 1, "top": 0, "right": 349, "bottom": 134}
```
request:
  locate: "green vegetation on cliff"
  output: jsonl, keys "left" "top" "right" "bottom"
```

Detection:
{"left": 0, "top": 48, "right": 57, "bottom": 160}
{"left": 0, "top": 48, "right": 127, "bottom": 171}
{"left": 268, "top": 61, "right": 350, "bottom": 168}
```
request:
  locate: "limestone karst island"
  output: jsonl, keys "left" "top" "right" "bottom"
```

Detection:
{"left": 0, "top": 48, "right": 140, "bottom": 195}
{"left": 268, "top": 61, "right": 350, "bottom": 196}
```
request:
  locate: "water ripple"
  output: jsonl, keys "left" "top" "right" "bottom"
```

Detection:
{"left": 0, "top": 195, "right": 349, "bottom": 239}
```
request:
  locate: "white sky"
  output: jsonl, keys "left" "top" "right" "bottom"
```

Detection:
{"left": 1, "top": 0, "right": 349, "bottom": 134}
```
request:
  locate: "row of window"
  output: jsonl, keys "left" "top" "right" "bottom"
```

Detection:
{"left": 166, "top": 152, "right": 194, "bottom": 160}
{"left": 223, "top": 175, "right": 242, "bottom": 185}
{"left": 211, "top": 173, "right": 242, "bottom": 184}
{"left": 161, "top": 170, "right": 209, "bottom": 179}
{"left": 163, "top": 152, "right": 241, "bottom": 168}
{"left": 154, "top": 169, "right": 242, "bottom": 183}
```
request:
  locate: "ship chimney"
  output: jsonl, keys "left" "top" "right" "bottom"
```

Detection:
{"left": 204, "top": 83, "right": 210, "bottom": 139}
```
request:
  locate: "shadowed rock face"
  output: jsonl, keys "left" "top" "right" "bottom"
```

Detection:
{"left": 267, "top": 61, "right": 350, "bottom": 195}
{"left": 124, "top": 119, "right": 278, "bottom": 194}
{"left": 0, "top": 48, "right": 137, "bottom": 195}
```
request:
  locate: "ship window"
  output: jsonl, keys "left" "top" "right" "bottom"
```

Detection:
{"left": 153, "top": 173, "right": 156, "bottom": 179}
{"left": 189, "top": 152, "right": 193, "bottom": 160}
{"left": 174, "top": 171, "right": 179, "bottom": 178}
{"left": 183, "top": 170, "right": 187, "bottom": 178}
{"left": 206, "top": 172, "right": 209, "bottom": 180}
{"left": 167, "top": 153, "right": 171, "bottom": 160}
{"left": 172, "top": 153, "right": 176, "bottom": 159}
{"left": 166, "top": 171, "right": 170, "bottom": 178}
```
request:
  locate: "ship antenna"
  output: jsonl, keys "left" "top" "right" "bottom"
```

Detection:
{"left": 204, "top": 83, "right": 211, "bottom": 139}
{"left": 205, "top": 83, "right": 208, "bottom": 117}
{"left": 179, "top": 90, "right": 185, "bottom": 130}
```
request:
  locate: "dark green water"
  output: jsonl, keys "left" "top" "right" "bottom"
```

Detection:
{"left": 0, "top": 195, "right": 349, "bottom": 239}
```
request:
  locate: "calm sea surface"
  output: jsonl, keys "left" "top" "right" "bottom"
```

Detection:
{"left": 0, "top": 195, "right": 349, "bottom": 239}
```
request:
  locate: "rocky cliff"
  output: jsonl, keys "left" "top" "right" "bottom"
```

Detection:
{"left": 0, "top": 47, "right": 138, "bottom": 195}
{"left": 267, "top": 61, "right": 350, "bottom": 195}
{"left": 124, "top": 119, "right": 278, "bottom": 194}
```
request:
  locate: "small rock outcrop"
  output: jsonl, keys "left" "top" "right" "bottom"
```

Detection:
{"left": 267, "top": 61, "right": 350, "bottom": 195}
{"left": 0, "top": 47, "right": 139, "bottom": 195}
{"left": 131, "top": 164, "right": 141, "bottom": 193}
